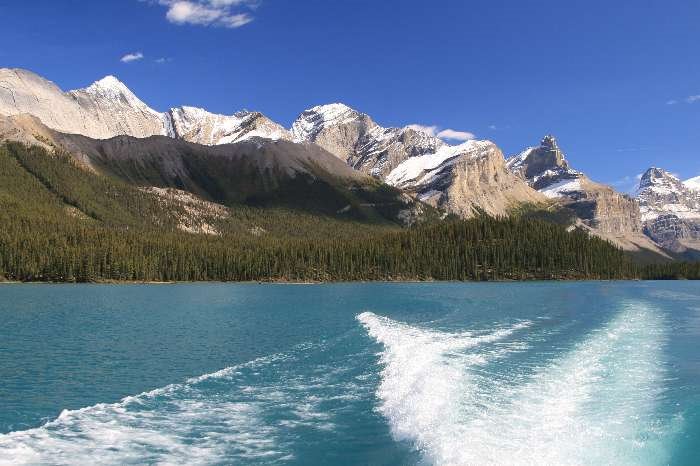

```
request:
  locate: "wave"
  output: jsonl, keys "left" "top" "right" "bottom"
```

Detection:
{"left": 358, "top": 304, "right": 674, "bottom": 466}
{"left": 0, "top": 341, "right": 353, "bottom": 466}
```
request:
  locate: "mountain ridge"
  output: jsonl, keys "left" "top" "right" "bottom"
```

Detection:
{"left": 0, "top": 67, "right": 695, "bottom": 260}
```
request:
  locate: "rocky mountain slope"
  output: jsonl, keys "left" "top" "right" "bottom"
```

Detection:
{"left": 506, "top": 135, "right": 668, "bottom": 257}
{"left": 0, "top": 68, "right": 694, "bottom": 261}
{"left": 635, "top": 168, "right": 700, "bottom": 254}
{"left": 385, "top": 140, "right": 544, "bottom": 217}
{"left": 291, "top": 103, "right": 544, "bottom": 217}
{"left": 166, "top": 106, "right": 291, "bottom": 145}
{"left": 0, "top": 113, "right": 431, "bottom": 226}
{"left": 291, "top": 103, "right": 444, "bottom": 178}
{"left": 506, "top": 135, "right": 584, "bottom": 198}
{"left": 0, "top": 68, "right": 287, "bottom": 145}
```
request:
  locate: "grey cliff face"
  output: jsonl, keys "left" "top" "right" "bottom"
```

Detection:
{"left": 635, "top": 167, "right": 700, "bottom": 252}
{"left": 563, "top": 182, "right": 642, "bottom": 235}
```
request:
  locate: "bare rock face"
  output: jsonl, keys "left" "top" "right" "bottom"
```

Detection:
{"left": 564, "top": 179, "right": 642, "bottom": 235}
{"left": 291, "top": 103, "right": 444, "bottom": 177}
{"left": 507, "top": 135, "right": 643, "bottom": 237}
{"left": 386, "top": 140, "right": 545, "bottom": 217}
{"left": 643, "top": 214, "right": 700, "bottom": 253}
{"left": 635, "top": 167, "right": 700, "bottom": 252}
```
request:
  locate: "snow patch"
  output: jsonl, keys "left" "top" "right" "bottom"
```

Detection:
{"left": 539, "top": 178, "right": 583, "bottom": 198}
{"left": 385, "top": 140, "right": 493, "bottom": 187}
{"left": 683, "top": 175, "right": 700, "bottom": 192}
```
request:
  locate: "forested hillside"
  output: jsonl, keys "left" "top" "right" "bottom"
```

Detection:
{"left": 0, "top": 142, "right": 697, "bottom": 282}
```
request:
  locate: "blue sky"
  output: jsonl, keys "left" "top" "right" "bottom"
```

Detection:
{"left": 1, "top": 0, "right": 699, "bottom": 190}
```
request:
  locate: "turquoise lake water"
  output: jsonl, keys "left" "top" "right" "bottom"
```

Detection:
{"left": 0, "top": 282, "right": 698, "bottom": 465}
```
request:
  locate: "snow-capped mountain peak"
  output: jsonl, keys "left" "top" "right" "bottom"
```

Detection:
{"left": 77, "top": 75, "right": 160, "bottom": 116}
{"left": 506, "top": 134, "right": 582, "bottom": 196}
{"left": 168, "top": 106, "right": 290, "bottom": 145}
{"left": 84, "top": 75, "right": 130, "bottom": 95}
{"left": 291, "top": 102, "right": 365, "bottom": 142}
{"left": 635, "top": 167, "right": 700, "bottom": 222}
{"left": 636, "top": 167, "right": 682, "bottom": 195}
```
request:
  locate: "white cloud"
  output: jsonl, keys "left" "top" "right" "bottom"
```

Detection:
{"left": 614, "top": 147, "right": 650, "bottom": 153}
{"left": 407, "top": 124, "right": 475, "bottom": 141}
{"left": 406, "top": 124, "right": 438, "bottom": 137}
{"left": 666, "top": 94, "right": 700, "bottom": 105}
{"left": 120, "top": 52, "right": 144, "bottom": 63}
{"left": 157, "top": 0, "right": 255, "bottom": 28}
{"left": 436, "top": 129, "right": 475, "bottom": 141}
{"left": 209, "top": 0, "right": 250, "bottom": 6}
{"left": 218, "top": 12, "right": 253, "bottom": 27}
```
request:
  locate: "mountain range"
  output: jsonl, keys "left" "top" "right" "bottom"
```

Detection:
{"left": 1, "top": 67, "right": 698, "bottom": 261}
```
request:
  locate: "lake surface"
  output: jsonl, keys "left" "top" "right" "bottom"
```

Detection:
{"left": 0, "top": 282, "right": 698, "bottom": 465}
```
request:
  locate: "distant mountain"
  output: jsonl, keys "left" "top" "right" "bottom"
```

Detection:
{"left": 291, "top": 103, "right": 444, "bottom": 178}
{"left": 292, "top": 103, "right": 543, "bottom": 217}
{"left": 0, "top": 68, "right": 287, "bottom": 144}
{"left": 0, "top": 112, "right": 431, "bottom": 227}
{"left": 0, "top": 67, "right": 695, "bottom": 262}
{"left": 166, "top": 106, "right": 291, "bottom": 145}
{"left": 385, "top": 139, "right": 544, "bottom": 218}
{"left": 635, "top": 167, "right": 700, "bottom": 255}
{"left": 506, "top": 135, "right": 668, "bottom": 258}
{"left": 506, "top": 135, "right": 584, "bottom": 198}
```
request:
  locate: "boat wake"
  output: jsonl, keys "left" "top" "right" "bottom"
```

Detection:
{"left": 0, "top": 341, "right": 359, "bottom": 466}
{"left": 357, "top": 303, "right": 675, "bottom": 466}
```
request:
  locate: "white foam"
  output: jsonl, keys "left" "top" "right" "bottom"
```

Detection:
{"left": 0, "top": 341, "right": 345, "bottom": 465}
{"left": 358, "top": 304, "right": 672, "bottom": 466}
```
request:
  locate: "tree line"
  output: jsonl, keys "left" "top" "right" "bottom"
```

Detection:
{"left": 0, "top": 141, "right": 697, "bottom": 282}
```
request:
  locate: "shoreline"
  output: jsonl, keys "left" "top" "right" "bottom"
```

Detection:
{"left": 0, "top": 278, "right": 660, "bottom": 285}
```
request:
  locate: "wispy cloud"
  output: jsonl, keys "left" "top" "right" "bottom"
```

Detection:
{"left": 614, "top": 147, "right": 651, "bottom": 153}
{"left": 406, "top": 124, "right": 439, "bottom": 137}
{"left": 120, "top": 52, "right": 144, "bottom": 63}
{"left": 153, "top": 0, "right": 256, "bottom": 28}
{"left": 407, "top": 124, "right": 475, "bottom": 142}
{"left": 667, "top": 94, "right": 700, "bottom": 105}
{"left": 155, "top": 57, "right": 173, "bottom": 64}
{"left": 436, "top": 129, "right": 475, "bottom": 141}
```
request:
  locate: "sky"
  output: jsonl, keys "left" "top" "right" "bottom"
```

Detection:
{"left": 1, "top": 0, "right": 699, "bottom": 190}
